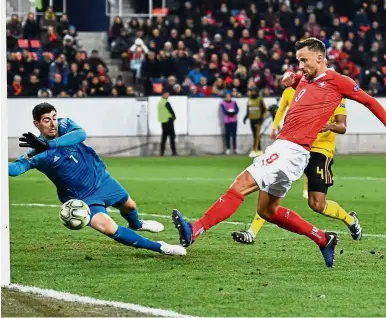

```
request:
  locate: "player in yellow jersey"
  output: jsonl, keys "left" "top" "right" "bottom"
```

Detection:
{"left": 232, "top": 87, "right": 363, "bottom": 244}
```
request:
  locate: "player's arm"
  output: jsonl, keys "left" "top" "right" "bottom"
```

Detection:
{"left": 47, "top": 128, "right": 86, "bottom": 149}
{"left": 8, "top": 156, "right": 33, "bottom": 177}
{"left": 337, "top": 76, "right": 386, "bottom": 126}
{"left": 281, "top": 71, "right": 302, "bottom": 89}
{"left": 321, "top": 114, "right": 346, "bottom": 134}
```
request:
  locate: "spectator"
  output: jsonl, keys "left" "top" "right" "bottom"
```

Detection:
{"left": 130, "top": 46, "right": 145, "bottom": 83}
{"left": 67, "top": 63, "right": 83, "bottom": 94}
{"left": 74, "top": 89, "right": 87, "bottom": 97}
{"left": 38, "top": 88, "right": 53, "bottom": 97}
{"left": 24, "top": 74, "right": 40, "bottom": 97}
{"left": 158, "top": 50, "right": 175, "bottom": 78}
{"left": 49, "top": 54, "right": 69, "bottom": 87}
{"left": 141, "top": 51, "right": 162, "bottom": 95}
{"left": 189, "top": 85, "right": 204, "bottom": 97}
{"left": 188, "top": 63, "right": 203, "bottom": 85}
{"left": 212, "top": 78, "right": 226, "bottom": 97}
{"left": 40, "top": 6, "right": 57, "bottom": 32}
{"left": 58, "top": 90, "right": 70, "bottom": 98}
{"left": 173, "top": 84, "right": 183, "bottom": 95}
{"left": 174, "top": 49, "right": 193, "bottom": 83}
{"left": 6, "top": 29, "right": 17, "bottom": 51}
{"left": 87, "top": 50, "right": 108, "bottom": 74}
{"left": 111, "top": 87, "right": 119, "bottom": 96}
{"left": 41, "top": 25, "right": 62, "bottom": 51}
{"left": 51, "top": 73, "right": 67, "bottom": 96}
{"left": 126, "top": 86, "right": 136, "bottom": 97}
{"left": 63, "top": 35, "right": 76, "bottom": 63}
{"left": 23, "top": 12, "right": 40, "bottom": 39}
{"left": 57, "top": 14, "right": 70, "bottom": 37}
{"left": 7, "top": 15, "right": 22, "bottom": 39}
{"left": 197, "top": 77, "right": 212, "bottom": 96}
{"left": 113, "top": 75, "right": 127, "bottom": 96}
{"left": 110, "top": 16, "right": 124, "bottom": 43}
{"left": 220, "top": 91, "right": 239, "bottom": 155}
{"left": 8, "top": 75, "right": 23, "bottom": 96}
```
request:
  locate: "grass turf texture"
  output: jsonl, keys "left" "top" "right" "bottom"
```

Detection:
{"left": 8, "top": 155, "right": 386, "bottom": 317}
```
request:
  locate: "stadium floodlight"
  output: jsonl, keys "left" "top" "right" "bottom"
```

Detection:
{"left": 1, "top": 0, "right": 11, "bottom": 287}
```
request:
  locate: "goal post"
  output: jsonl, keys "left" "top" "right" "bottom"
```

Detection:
{"left": 1, "top": 0, "right": 11, "bottom": 287}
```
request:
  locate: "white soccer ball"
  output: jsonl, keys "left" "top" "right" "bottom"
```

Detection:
{"left": 59, "top": 199, "right": 91, "bottom": 230}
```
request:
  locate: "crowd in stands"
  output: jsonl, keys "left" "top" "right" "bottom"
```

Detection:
{"left": 6, "top": 1, "right": 386, "bottom": 98}
{"left": 109, "top": 0, "right": 386, "bottom": 97}
{"left": 6, "top": 7, "right": 138, "bottom": 98}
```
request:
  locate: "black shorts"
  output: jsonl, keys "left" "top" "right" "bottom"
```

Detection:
{"left": 304, "top": 152, "right": 334, "bottom": 194}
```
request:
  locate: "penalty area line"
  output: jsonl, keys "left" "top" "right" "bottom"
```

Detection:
{"left": 10, "top": 203, "right": 386, "bottom": 238}
{"left": 3, "top": 283, "right": 196, "bottom": 318}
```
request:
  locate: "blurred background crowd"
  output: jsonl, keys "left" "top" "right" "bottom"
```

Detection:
{"left": 6, "top": 0, "right": 386, "bottom": 98}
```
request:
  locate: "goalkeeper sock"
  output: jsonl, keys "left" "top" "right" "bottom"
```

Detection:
{"left": 121, "top": 208, "right": 143, "bottom": 229}
{"left": 248, "top": 214, "right": 265, "bottom": 237}
{"left": 192, "top": 189, "right": 244, "bottom": 240}
{"left": 110, "top": 226, "right": 161, "bottom": 252}
{"left": 267, "top": 206, "right": 327, "bottom": 248}
{"left": 322, "top": 200, "right": 354, "bottom": 226}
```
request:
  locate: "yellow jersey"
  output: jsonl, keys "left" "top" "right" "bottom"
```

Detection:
{"left": 273, "top": 87, "right": 347, "bottom": 158}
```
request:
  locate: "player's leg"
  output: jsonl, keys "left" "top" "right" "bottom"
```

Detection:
{"left": 303, "top": 176, "right": 309, "bottom": 199}
{"left": 90, "top": 209, "right": 186, "bottom": 256}
{"left": 257, "top": 191, "right": 338, "bottom": 267}
{"left": 232, "top": 213, "right": 265, "bottom": 244}
{"left": 115, "top": 197, "right": 164, "bottom": 233}
{"left": 172, "top": 169, "right": 259, "bottom": 246}
{"left": 305, "top": 153, "right": 362, "bottom": 240}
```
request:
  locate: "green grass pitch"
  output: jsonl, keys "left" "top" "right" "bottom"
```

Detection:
{"left": 8, "top": 155, "right": 386, "bottom": 316}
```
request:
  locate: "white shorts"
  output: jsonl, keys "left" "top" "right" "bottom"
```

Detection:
{"left": 246, "top": 139, "right": 310, "bottom": 198}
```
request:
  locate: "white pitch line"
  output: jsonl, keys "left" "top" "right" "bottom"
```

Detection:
{"left": 10, "top": 203, "right": 386, "bottom": 238}
{"left": 4, "top": 283, "right": 196, "bottom": 318}
{"left": 9, "top": 176, "right": 386, "bottom": 182}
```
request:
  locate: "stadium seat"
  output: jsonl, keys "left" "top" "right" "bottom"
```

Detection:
{"left": 30, "top": 40, "right": 41, "bottom": 49}
{"left": 17, "top": 39, "right": 29, "bottom": 49}
{"left": 152, "top": 8, "right": 169, "bottom": 16}
{"left": 152, "top": 82, "right": 163, "bottom": 94}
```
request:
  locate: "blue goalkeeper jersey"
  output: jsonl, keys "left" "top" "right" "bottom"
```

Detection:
{"left": 9, "top": 118, "right": 110, "bottom": 201}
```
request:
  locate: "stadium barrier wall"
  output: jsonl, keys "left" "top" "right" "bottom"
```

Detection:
{"left": 7, "top": 97, "right": 386, "bottom": 157}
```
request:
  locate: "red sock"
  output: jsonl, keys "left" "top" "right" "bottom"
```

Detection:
{"left": 192, "top": 189, "right": 244, "bottom": 240}
{"left": 267, "top": 206, "right": 327, "bottom": 248}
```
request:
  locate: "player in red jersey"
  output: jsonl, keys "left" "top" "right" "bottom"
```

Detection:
{"left": 171, "top": 38, "right": 386, "bottom": 267}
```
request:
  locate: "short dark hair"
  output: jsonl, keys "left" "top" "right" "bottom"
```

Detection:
{"left": 32, "top": 103, "right": 56, "bottom": 121}
{"left": 295, "top": 37, "right": 326, "bottom": 56}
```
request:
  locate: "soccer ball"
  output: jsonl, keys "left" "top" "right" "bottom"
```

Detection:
{"left": 59, "top": 199, "right": 91, "bottom": 230}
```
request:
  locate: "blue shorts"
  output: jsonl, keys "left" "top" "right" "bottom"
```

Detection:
{"left": 82, "top": 176, "right": 129, "bottom": 220}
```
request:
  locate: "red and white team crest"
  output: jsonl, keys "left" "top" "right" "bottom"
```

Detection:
{"left": 319, "top": 81, "right": 326, "bottom": 88}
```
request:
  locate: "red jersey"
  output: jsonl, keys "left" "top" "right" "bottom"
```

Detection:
{"left": 279, "top": 69, "right": 386, "bottom": 150}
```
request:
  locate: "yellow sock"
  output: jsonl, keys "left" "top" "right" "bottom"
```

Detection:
{"left": 249, "top": 214, "right": 266, "bottom": 235}
{"left": 303, "top": 176, "right": 308, "bottom": 192}
{"left": 303, "top": 176, "right": 309, "bottom": 199}
{"left": 323, "top": 200, "right": 354, "bottom": 226}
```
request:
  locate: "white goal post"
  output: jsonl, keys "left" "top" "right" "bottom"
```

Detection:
{"left": 1, "top": 0, "right": 11, "bottom": 286}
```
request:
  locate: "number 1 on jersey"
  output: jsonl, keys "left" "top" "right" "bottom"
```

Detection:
{"left": 69, "top": 155, "right": 78, "bottom": 163}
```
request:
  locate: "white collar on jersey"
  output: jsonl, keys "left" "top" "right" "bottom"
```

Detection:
{"left": 310, "top": 68, "right": 335, "bottom": 82}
